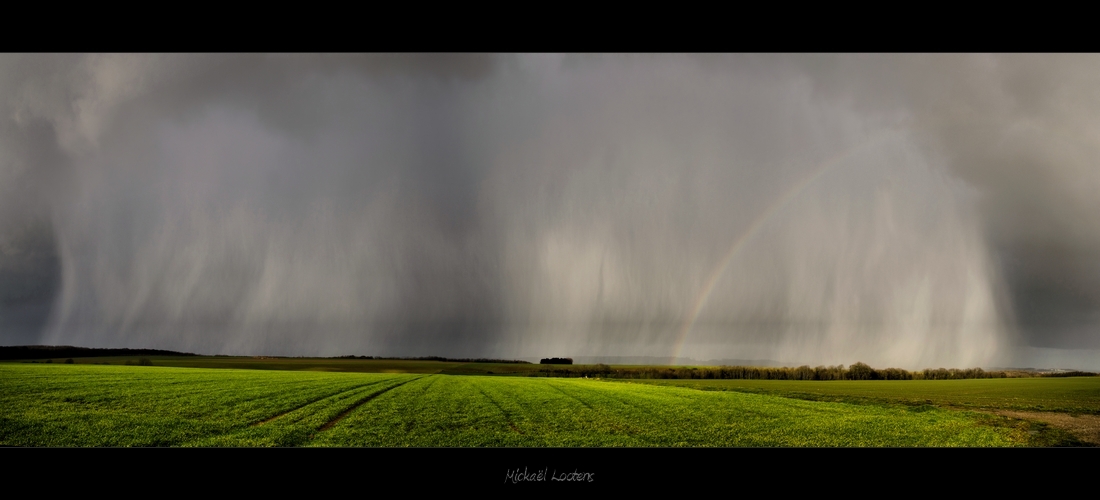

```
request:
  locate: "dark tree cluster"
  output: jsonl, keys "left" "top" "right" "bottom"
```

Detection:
{"left": 540, "top": 358, "right": 573, "bottom": 365}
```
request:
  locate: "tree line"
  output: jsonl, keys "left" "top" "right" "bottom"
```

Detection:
{"left": 530, "top": 362, "right": 1095, "bottom": 380}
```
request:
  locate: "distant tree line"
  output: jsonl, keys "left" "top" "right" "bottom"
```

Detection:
{"left": 24, "top": 357, "right": 152, "bottom": 365}
{"left": 0, "top": 346, "right": 196, "bottom": 360}
{"left": 529, "top": 362, "right": 1096, "bottom": 380}
{"left": 1041, "top": 371, "right": 1097, "bottom": 378}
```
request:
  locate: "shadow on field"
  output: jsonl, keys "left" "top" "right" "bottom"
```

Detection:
{"left": 982, "top": 410, "right": 1100, "bottom": 446}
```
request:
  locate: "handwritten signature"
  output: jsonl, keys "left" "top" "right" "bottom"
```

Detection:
{"left": 505, "top": 467, "right": 595, "bottom": 483}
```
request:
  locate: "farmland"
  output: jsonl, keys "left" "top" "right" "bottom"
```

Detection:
{"left": 2, "top": 362, "right": 1092, "bottom": 447}
{"left": 625, "top": 378, "right": 1100, "bottom": 415}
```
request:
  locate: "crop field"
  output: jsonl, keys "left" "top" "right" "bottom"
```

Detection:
{"left": 0, "top": 363, "right": 1081, "bottom": 447}
{"left": 626, "top": 378, "right": 1100, "bottom": 415}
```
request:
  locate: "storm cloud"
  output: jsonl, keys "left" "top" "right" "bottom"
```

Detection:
{"left": 0, "top": 54, "right": 1096, "bottom": 369}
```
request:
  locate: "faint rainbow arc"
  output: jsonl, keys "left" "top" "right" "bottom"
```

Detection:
{"left": 669, "top": 135, "right": 884, "bottom": 364}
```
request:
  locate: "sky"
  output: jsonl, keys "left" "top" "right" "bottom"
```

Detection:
{"left": 1, "top": 53, "right": 1098, "bottom": 369}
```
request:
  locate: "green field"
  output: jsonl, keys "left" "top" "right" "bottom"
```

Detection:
{"left": 3, "top": 363, "right": 1089, "bottom": 447}
{"left": 626, "top": 378, "right": 1100, "bottom": 415}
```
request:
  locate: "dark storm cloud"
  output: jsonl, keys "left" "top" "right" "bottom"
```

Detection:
{"left": 0, "top": 217, "right": 60, "bottom": 345}
{"left": 0, "top": 54, "right": 508, "bottom": 356}
{"left": 0, "top": 58, "right": 72, "bottom": 345}
{"left": 0, "top": 54, "right": 1095, "bottom": 368}
{"left": 777, "top": 54, "right": 1100, "bottom": 350}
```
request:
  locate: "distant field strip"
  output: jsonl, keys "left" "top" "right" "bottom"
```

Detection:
{"left": 0, "top": 364, "right": 1040, "bottom": 447}
{"left": 624, "top": 378, "right": 1100, "bottom": 415}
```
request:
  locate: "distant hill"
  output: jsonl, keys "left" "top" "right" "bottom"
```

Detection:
{"left": 0, "top": 345, "right": 198, "bottom": 360}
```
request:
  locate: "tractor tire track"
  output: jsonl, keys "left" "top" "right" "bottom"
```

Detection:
{"left": 554, "top": 381, "right": 656, "bottom": 443}
{"left": 478, "top": 385, "right": 524, "bottom": 435}
{"left": 546, "top": 380, "right": 595, "bottom": 411}
{"left": 313, "top": 376, "right": 423, "bottom": 435}
{"left": 251, "top": 378, "right": 395, "bottom": 427}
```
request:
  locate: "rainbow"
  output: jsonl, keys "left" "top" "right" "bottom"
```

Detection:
{"left": 669, "top": 134, "right": 885, "bottom": 364}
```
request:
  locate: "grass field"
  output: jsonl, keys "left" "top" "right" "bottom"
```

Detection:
{"left": 2, "top": 363, "right": 1087, "bottom": 447}
{"left": 626, "top": 378, "right": 1100, "bottom": 415}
